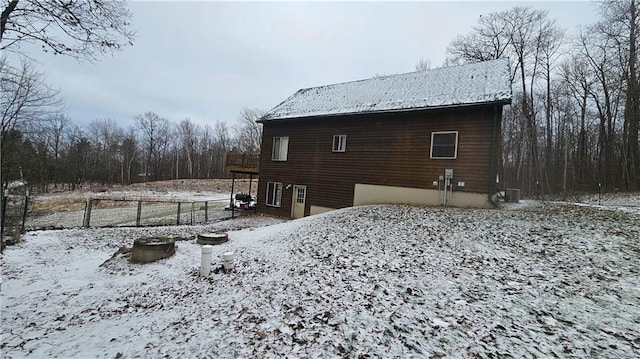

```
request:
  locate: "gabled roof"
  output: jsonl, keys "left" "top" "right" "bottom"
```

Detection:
{"left": 259, "top": 58, "right": 512, "bottom": 122}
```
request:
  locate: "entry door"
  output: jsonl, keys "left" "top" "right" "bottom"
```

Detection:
{"left": 291, "top": 185, "right": 307, "bottom": 218}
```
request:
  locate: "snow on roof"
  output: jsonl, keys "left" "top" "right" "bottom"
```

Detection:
{"left": 260, "top": 58, "right": 512, "bottom": 122}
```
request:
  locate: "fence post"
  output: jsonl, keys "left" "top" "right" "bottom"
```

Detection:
{"left": 1, "top": 189, "right": 7, "bottom": 253}
{"left": 190, "top": 203, "right": 194, "bottom": 225}
{"left": 204, "top": 201, "right": 208, "bottom": 222}
{"left": 136, "top": 201, "right": 142, "bottom": 227}
{"left": 21, "top": 190, "right": 29, "bottom": 233}
{"left": 598, "top": 183, "right": 602, "bottom": 206}
{"left": 83, "top": 199, "right": 93, "bottom": 228}
{"left": 176, "top": 202, "right": 181, "bottom": 225}
{"left": 82, "top": 200, "right": 87, "bottom": 227}
{"left": 230, "top": 172, "right": 235, "bottom": 209}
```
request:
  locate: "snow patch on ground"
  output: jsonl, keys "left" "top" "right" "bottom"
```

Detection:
{"left": 2, "top": 201, "right": 639, "bottom": 357}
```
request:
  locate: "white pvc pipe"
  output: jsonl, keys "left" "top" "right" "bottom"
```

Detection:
{"left": 201, "top": 245, "right": 213, "bottom": 276}
{"left": 443, "top": 178, "right": 448, "bottom": 206}
{"left": 222, "top": 251, "right": 235, "bottom": 271}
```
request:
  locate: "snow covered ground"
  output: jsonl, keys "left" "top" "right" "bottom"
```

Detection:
{"left": 1, "top": 199, "right": 639, "bottom": 358}
{"left": 581, "top": 192, "right": 640, "bottom": 211}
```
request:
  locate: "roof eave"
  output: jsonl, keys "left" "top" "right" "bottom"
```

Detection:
{"left": 257, "top": 98, "right": 512, "bottom": 123}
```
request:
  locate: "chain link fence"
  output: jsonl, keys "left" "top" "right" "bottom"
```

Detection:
{"left": 25, "top": 197, "right": 255, "bottom": 231}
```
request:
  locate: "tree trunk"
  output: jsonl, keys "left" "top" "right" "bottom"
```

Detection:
{"left": 625, "top": 0, "right": 640, "bottom": 189}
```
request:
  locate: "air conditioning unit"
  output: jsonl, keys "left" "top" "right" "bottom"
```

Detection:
{"left": 505, "top": 188, "right": 520, "bottom": 203}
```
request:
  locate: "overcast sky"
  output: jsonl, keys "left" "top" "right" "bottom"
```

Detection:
{"left": 7, "top": 1, "right": 600, "bottom": 130}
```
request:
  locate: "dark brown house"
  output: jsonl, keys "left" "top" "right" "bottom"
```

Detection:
{"left": 256, "top": 59, "right": 512, "bottom": 218}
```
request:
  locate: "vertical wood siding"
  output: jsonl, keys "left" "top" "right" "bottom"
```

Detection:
{"left": 257, "top": 105, "right": 501, "bottom": 217}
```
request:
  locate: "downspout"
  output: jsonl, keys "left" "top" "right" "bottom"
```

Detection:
{"left": 488, "top": 105, "right": 499, "bottom": 207}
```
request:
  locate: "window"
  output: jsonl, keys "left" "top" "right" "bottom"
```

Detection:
{"left": 332, "top": 135, "right": 347, "bottom": 152}
{"left": 295, "top": 187, "right": 306, "bottom": 203}
{"left": 272, "top": 137, "right": 289, "bottom": 161}
{"left": 266, "top": 182, "right": 283, "bottom": 207}
{"left": 430, "top": 131, "right": 458, "bottom": 159}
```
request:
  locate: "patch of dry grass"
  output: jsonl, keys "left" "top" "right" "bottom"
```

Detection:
{"left": 28, "top": 179, "right": 257, "bottom": 215}
{"left": 29, "top": 196, "right": 88, "bottom": 214}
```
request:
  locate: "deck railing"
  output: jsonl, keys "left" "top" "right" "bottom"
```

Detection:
{"left": 225, "top": 153, "right": 260, "bottom": 174}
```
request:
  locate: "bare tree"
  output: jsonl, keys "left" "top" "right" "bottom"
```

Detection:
{"left": 178, "top": 118, "right": 199, "bottom": 179}
{"left": 447, "top": 11, "right": 511, "bottom": 65}
{"left": 1, "top": 56, "right": 62, "bottom": 187}
{"left": 120, "top": 129, "right": 137, "bottom": 185}
{"left": 234, "top": 108, "right": 264, "bottom": 153}
{"left": 63, "top": 124, "right": 90, "bottom": 188}
{"left": 415, "top": 58, "right": 432, "bottom": 71}
{"left": 207, "top": 120, "right": 231, "bottom": 178}
{"left": 560, "top": 55, "right": 596, "bottom": 184}
{"left": 134, "top": 112, "right": 169, "bottom": 182}
{"left": 537, "top": 24, "right": 565, "bottom": 179}
{"left": 88, "top": 118, "right": 124, "bottom": 184}
{"left": 1, "top": 0, "right": 135, "bottom": 61}
{"left": 215, "top": 121, "right": 231, "bottom": 152}
{"left": 623, "top": 1, "right": 640, "bottom": 189}
{"left": 597, "top": 0, "right": 640, "bottom": 189}
{"left": 579, "top": 26, "right": 624, "bottom": 189}
{"left": 1, "top": 57, "right": 62, "bottom": 135}
{"left": 447, "top": 7, "right": 563, "bottom": 195}
{"left": 40, "top": 113, "right": 69, "bottom": 188}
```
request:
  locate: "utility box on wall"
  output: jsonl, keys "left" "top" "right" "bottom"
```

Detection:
{"left": 445, "top": 168, "right": 454, "bottom": 179}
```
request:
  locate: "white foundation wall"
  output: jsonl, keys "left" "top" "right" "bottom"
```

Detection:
{"left": 310, "top": 205, "right": 336, "bottom": 216}
{"left": 353, "top": 183, "right": 493, "bottom": 208}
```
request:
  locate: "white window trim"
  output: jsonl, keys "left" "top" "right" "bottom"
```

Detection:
{"left": 272, "top": 136, "right": 289, "bottom": 161}
{"left": 430, "top": 131, "right": 458, "bottom": 159}
{"left": 332, "top": 135, "right": 347, "bottom": 152}
{"left": 266, "top": 182, "right": 283, "bottom": 207}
